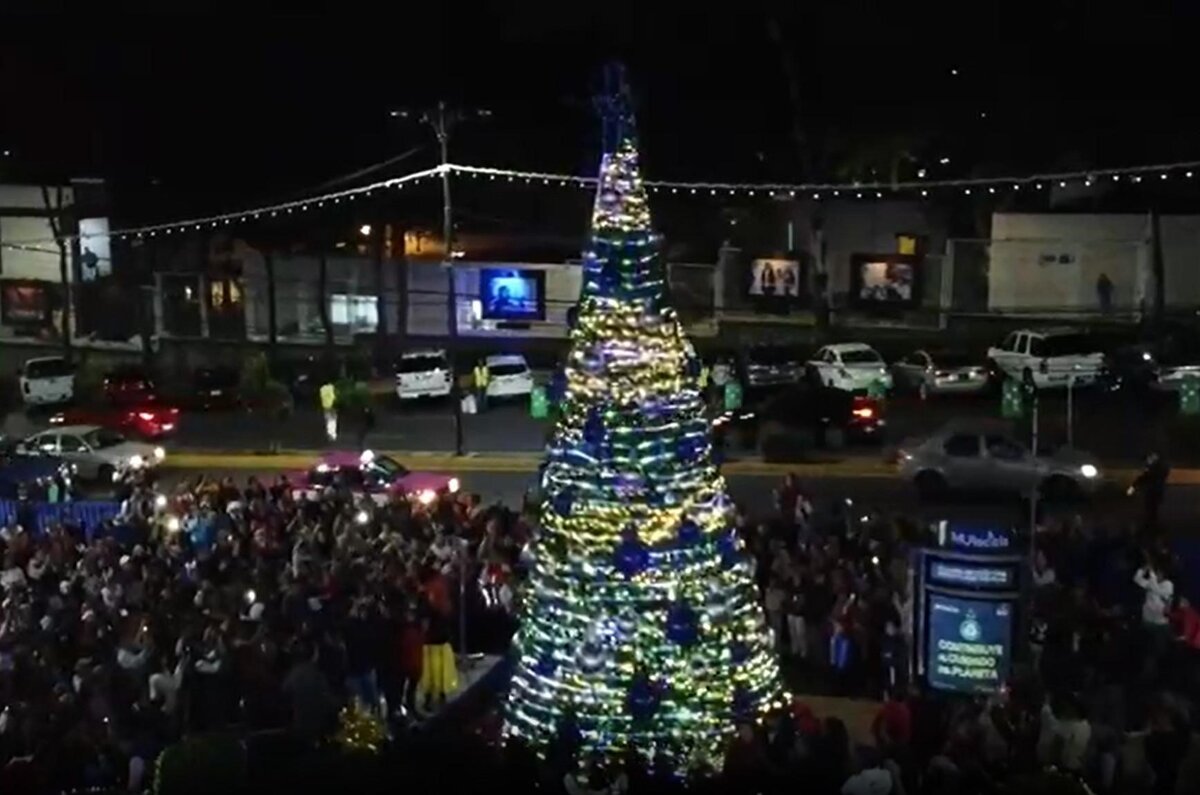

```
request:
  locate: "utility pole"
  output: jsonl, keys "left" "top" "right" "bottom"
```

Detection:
{"left": 390, "top": 102, "right": 490, "bottom": 457}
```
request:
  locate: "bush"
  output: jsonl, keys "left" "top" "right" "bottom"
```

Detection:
{"left": 240, "top": 352, "right": 293, "bottom": 416}
{"left": 153, "top": 733, "right": 246, "bottom": 795}
{"left": 335, "top": 378, "right": 372, "bottom": 415}
{"left": 74, "top": 356, "right": 107, "bottom": 405}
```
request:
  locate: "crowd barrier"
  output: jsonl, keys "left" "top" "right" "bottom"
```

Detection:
{"left": 2, "top": 500, "right": 123, "bottom": 539}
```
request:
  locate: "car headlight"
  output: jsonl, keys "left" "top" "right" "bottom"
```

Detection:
{"left": 128, "top": 454, "right": 145, "bottom": 469}
{"left": 447, "top": 477, "right": 460, "bottom": 493}
{"left": 153, "top": 447, "right": 165, "bottom": 461}
{"left": 418, "top": 489, "right": 436, "bottom": 505}
{"left": 1080, "top": 464, "right": 1099, "bottom": 479}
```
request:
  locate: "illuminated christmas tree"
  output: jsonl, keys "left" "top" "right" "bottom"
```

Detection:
{"left": 504, "top": 66, "right": 784, "bottom": 771}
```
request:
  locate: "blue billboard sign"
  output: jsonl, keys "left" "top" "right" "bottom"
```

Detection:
{"left": 926, "top": 593, "right": 1013, "bottom": 694}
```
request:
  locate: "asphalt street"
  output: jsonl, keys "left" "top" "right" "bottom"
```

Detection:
{"left": 154, "top": 466, "right": 1200, "bottom": 540}
{"left": 136, "top": 386, "right": 1193, "bottom": 466}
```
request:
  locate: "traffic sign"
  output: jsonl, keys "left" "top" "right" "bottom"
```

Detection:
{"left": 530, "top": 386, "right": 549, "bottom": 419}
{"left": 724, "top": 381, "right": 743, "bottom": 411}
{"left": 1182, "top": 377, "right": 1200, "bottom": 416}
{"left": 1001, "top": 379, "right": 1024, "bottom": 419}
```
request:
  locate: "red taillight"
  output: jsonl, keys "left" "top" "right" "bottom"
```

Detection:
{"left": 138, "top": 412, "right": 155, "bottom": 421}
{"left": 852, "top": 406, "right": 875, "bottom": 419}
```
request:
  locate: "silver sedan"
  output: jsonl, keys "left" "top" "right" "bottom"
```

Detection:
{"left": 891, "top": 350, "right": 991, "bottom": 399}
{"left": 896, "top": 420, "right": 1103, "bottom": 500}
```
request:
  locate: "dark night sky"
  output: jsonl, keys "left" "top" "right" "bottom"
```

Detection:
{"left": 2, "top": 3, "right": 1200, "bottom": 229}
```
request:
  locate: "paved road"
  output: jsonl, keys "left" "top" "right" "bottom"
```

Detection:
{"left": 155, "top": 466, "right": 1200, "bottom": 539}
{"left": 16, "top": 383, "right": 1190, "bottom": 464}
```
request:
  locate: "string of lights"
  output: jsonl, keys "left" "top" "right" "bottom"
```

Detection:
{"left": 449, "top": 159, "right": 1200, "bottom": 197}
{"left": 2, "top": 165, "right": 445, "bottom": 246}
{"left": 5, "top": 157, "right": 1200, "bottom": 248}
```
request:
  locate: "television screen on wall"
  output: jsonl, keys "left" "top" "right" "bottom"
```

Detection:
{"left": 850, "top": 254, "right": 920, "bottom": 307}
{"left": 479, "top": 268, "right": 545, "bottom": 321}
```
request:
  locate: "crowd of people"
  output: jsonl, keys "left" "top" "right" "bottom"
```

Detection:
{"left": 2, "top": 461, "right": 1200, "bottom": 794}
{"left": 702, "top": 474, "right": 1200, "bottom": 794}
{"left": 0, "top": 472, "right": 528, "bottom": 794}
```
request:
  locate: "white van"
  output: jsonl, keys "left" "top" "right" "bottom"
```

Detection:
{"left": 395, "top": 349, "right": 453, "bottom": 400}
{"left": 986, "top": 328, "right": 1105, "bottom": 389}
{"left": 19, "top": 356, "right": 76, "bottom": 406}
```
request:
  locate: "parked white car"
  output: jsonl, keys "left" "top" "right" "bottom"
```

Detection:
{"left": 20, "top": 425, "right": 164, "bottom": 481}
{"left": 986, "top": 328, "right": 1104, "bottom": 389}
{"left": 485, "top": 354, "right": 534, "bottom": 398}
{"left": 395, "top": 350, "right": 453, "bottom": 400}
{"left": 19, "top": 356, "right": 75, "bottom": 406}
{"left": 807, "top": 343, "right": 892, "bottom": 393}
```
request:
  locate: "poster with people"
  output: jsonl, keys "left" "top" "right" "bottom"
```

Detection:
{"left": 749, "top": 259, "right": 800, "bottom": 298}
{"left": 851, "top": 254, "right": 920, "bottom": 307}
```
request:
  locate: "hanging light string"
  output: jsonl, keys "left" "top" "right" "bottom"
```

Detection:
{"left": 4, "top": 158, "right": 1200, "bottom": 248}
{"left": 447, "top": 159, "right": 1200, "bottom": 196}
{"left": 2, "top": 165, "right": 445, "bottom": 246}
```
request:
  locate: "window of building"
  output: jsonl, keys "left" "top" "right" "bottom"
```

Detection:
{"left": 330, "top": 294, "right": 378, "bottom": 332}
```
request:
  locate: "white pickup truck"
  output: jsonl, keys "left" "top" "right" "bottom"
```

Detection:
{"left": 986, "top": 328, "right": 1105, "bottom": 389}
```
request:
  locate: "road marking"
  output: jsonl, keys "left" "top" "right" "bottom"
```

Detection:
{"left": 161, "top": 451, "right": 1200, "bottom": 485}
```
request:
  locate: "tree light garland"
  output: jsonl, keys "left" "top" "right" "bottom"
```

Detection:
{"left": 503, "top": 86, "right": 785, "bottom": 772}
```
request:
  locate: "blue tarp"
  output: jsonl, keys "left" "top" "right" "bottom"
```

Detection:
{"left": 0, "top": 500, "right": 122, "bottom": 539}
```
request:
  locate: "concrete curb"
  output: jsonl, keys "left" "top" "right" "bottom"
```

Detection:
{"left": 161, "top": 449, "right": 1200, "bottom": 485}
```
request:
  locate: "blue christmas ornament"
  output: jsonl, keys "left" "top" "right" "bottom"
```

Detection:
{"left": 730, "top": 641, "right": 750, "bottom": 664}
{"left": 614, "top": 535, "right": 650, "bottom": 578}
{"left": 716, "top": 530, "right": 741, "bottom": 570}
{"left": 676, "top": 435, "right": 702, "bottom": 463}
{"left": 665, "top": 600, "right": 699, "bottom": 647}
{"left": 534, "top": 653, "right": 558, "bottom": 677}
{"left": 580, "top": 350, "right": 606, "bottom": 375}
{"left": 552, "top": 489, "right": 575, "bottom": 517}
{"left": 627, "top": 674, "right": 661, "bottom": 723}
{"left": 677, "top": 519, "right": 702, "bottom": 547}
{"left": 583, "top": 408, "right": 605, "bottom": 446}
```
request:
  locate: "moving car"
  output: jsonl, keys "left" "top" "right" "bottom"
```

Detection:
{"left": 49, "top": 400, "right": 180, "bottom": 439}
{"left": 292, "top": 449, "right": 460, "bottom": 506}
{"left": 986, "top": 328, "right": 1105, "bottom": 390}
{"left": 713, "top": 382, "right": 886, "bottom": 460}
{"left": 485, "top": 354, "right": 534, "bottom": 398}
{"left": 395, "top": 350, "right": 453, "bottom": 401}
{"left": 891, "top": 349, "right": 990, "bottom": 399}
{"left": 807, "top": 343, "right": 893, "bottom": 393}
{"left": 19, "top": 425, "right": 165, "bottom": 482}
{"left": 740, "top": 346, "right": 805, "bottom": 390}
{"left": 19, "top": 356, "right": 75, "bottom": 406}
{"left": 896, "top": 419, "right": 1102, "bottom": 500}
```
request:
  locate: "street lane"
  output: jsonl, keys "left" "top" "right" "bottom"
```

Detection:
{"left": 145, "top": 386, "right": 1192, "bottom": 465}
